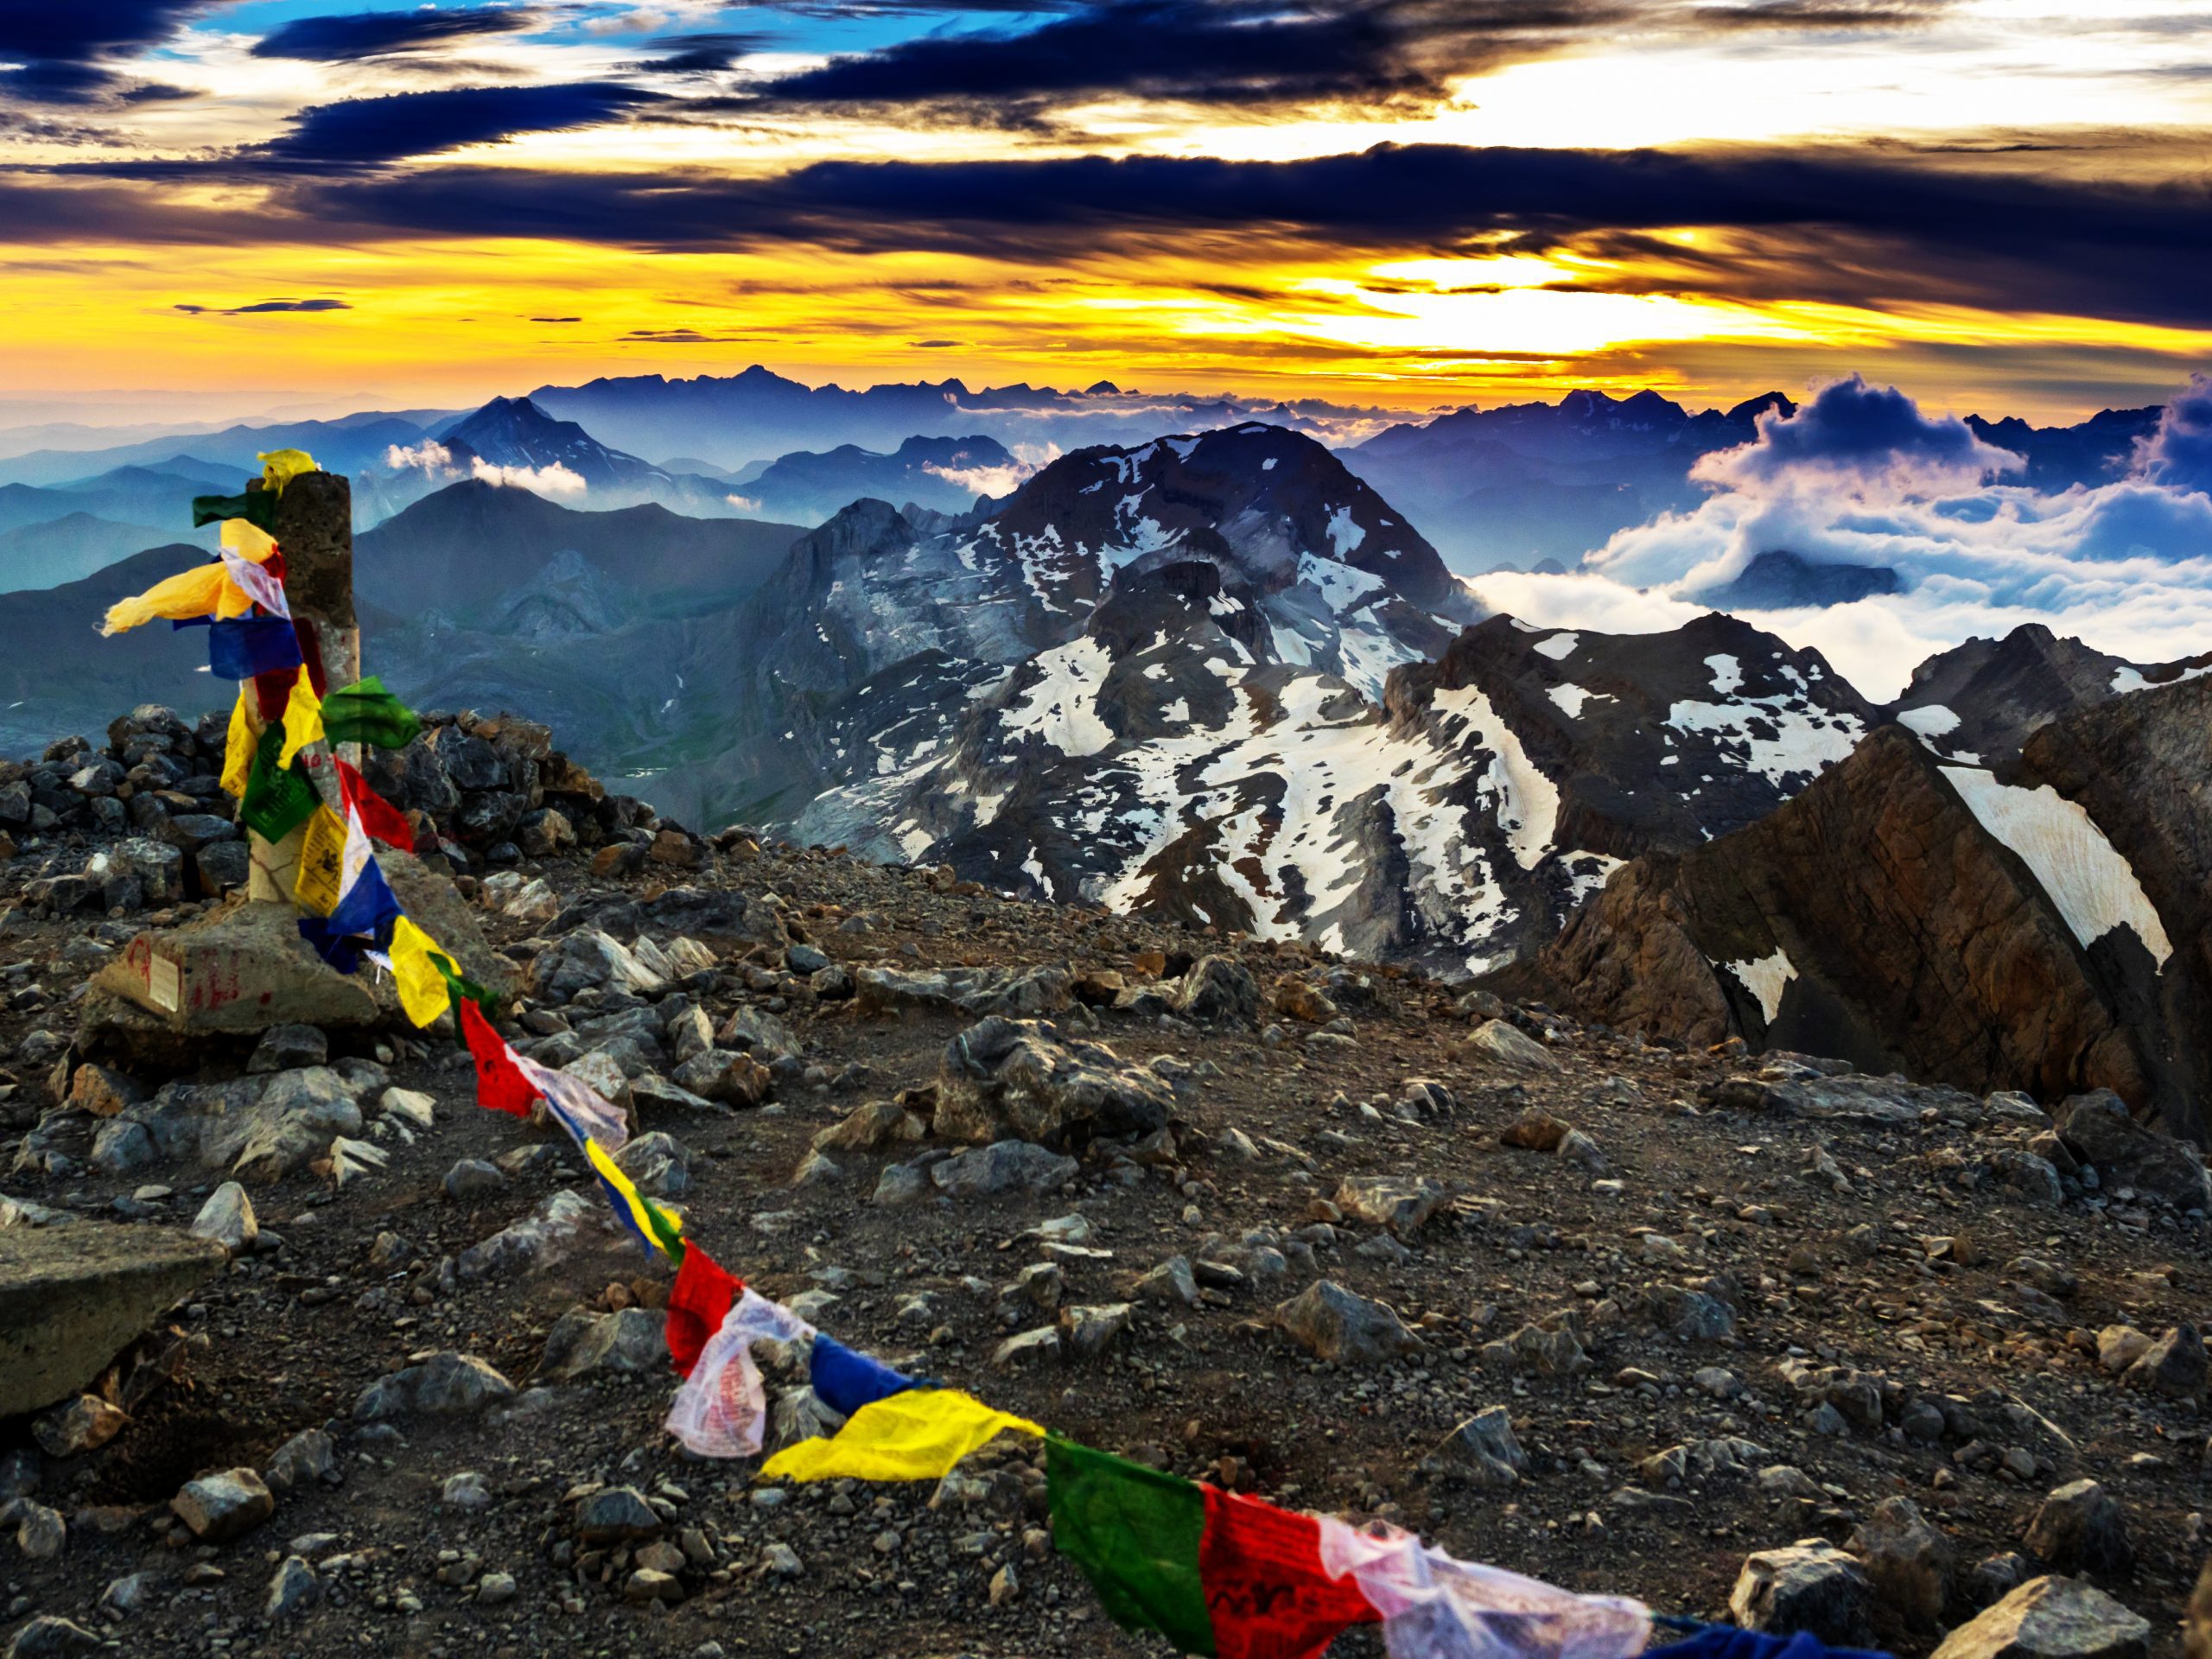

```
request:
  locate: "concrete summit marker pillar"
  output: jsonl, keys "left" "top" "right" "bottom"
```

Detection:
{"left": 247, "top": 469, "right": 357, "bottom": 901}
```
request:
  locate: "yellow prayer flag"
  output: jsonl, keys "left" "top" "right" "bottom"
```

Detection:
{"left": 219, "top": 518, "right": 278, "bottom": 563}
{"left": 257, "top": 449, "right": 317, "bottom": 494}
{"left": 584, "top": 1135, "right": 685, "bottom": 1259}
{"left": 99, "top": 561, "right": 251, "bottom": 635}
{"left": 387, "top": 916, "right": 454, "bottom": 1028}
{"left": 220, "top": 692, "right": 255, "bottom": 800}
{"left": 760, "top": 1389, "right": 1042, "bottom": 1484}
{"left": 294, "top": 805, "right": 348, "bottom": 917}
{"left": 277, "top": 665, "right": 324, "bottom": 769}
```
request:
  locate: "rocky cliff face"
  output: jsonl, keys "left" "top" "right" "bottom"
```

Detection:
{"left": 1497, "top": 680, "right": 2209, "bottom": 1141}
{"left": 1889, "top": 623, "right": 2212, "bottom": 766}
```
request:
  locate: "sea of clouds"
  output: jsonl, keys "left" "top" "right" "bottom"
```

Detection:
{"left": 1466, "top": 372, "right": 2212, "bottom": 700}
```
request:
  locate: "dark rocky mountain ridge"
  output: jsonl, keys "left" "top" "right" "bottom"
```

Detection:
{"left": 1495, "top": 675, "right": 2212, "bottom": 1144}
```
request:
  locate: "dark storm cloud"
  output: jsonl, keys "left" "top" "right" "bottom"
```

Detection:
{"left": 174, "top": 297, "right": 353, "bottom": 315}
{"left": 259, "top": 82, "right": 665, "bottom": 167}
{"left": 0, "top": 60, "right": 194, "bottom": 106}
{"left": 271, "top": 142, "right": 2212, "bottom": 325}
{"left": 0, "top": 1, "right": 207, "bottom": 106}
{"left": 751, "top": 0, "right": 1630, "bottom": 111}
{"left": 0, "top": 3, "right": 210, "bottom": 59}
{"left": 637, "top": 32, "right": 766, "bottom": 73}
{"left": 251, "top": 6, "right": 546, "bottom": 60}
{"left": 746, "top": 0, "right": 1957, "bottom": 113}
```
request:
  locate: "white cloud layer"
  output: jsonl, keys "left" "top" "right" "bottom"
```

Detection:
{"left": 1483, "top": 372, "right": 2212, "bottom": 701}
{"left": 472, "top": 456, "right": 586, "bottom": 496}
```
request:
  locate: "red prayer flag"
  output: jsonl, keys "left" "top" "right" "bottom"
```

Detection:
{"left": 336, "top": 758, "right": 414, "bottom": 850}
{"left": 294, "top": 613, "right": 328, "bottom": 697}
{"left": 251, "top": 664, "right": 295, "bottom": 722}
{"left": 1200, "top": 1487, "right": 1380, "bottom": 1659}
{"left": 665, "top": 1243, "right": 742, "bottom": 1378}
{"left": 461, "top": 1000, "right": 539, "bottom": 1118}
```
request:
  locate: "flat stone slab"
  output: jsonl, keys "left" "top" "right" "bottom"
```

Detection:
{"left": 0, "top": 1220, "right": 225, "bottom": 1417}
{"left": 81, "top": 852, "right": 514, "bottom": 1058}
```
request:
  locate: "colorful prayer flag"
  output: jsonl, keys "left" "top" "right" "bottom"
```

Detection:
{"left": 586, "top": 1135, "right": 685, "bottom": 1262}
{"left": 292, "top": 804, "right": 356, "bottom": 916}
{"left": 321, "top": 840, "right": 401, "bottom": 943}
{"left": 193, "top": 490, "right": 276, "bottom": 533}
{"left": 277, "top": 665, "right": 324, "bottom": 768}
{"left": 220, "top": 691, "right": 255, "bottom": 800}
{"left": 210, "top": 615, "right": 305, "bottom": 679}
{"left": 665, "top": 1244, "right": 741, "bottom": 1379}
{"left": 336, "top": 758, "right": 414, "bottom": 850}
{"left": 760, "top": 1389, "right": 1041, "bottom": 1484}
{"left": 320, "top": 677, "right": 421, "bottom": 750}
{"left": 101, "top": 561, "right": 250, "bottom": 635}
{"left": 1200, "top": 1491, "right": 1381, "bottom": 1659}
{"left": 1048, "top": 1438, "right": 1215, "bottom": 1654}
{"left": 258, "top": 448, "right": 317, "bottom": 493}
{"left": 387, "top": 915, "right": 455, "bottom": 1028}
{"left": 810, "top": 1334, "right": 926, "bottom": 1419}
{"left": 1642, "top": 1630, "right": 1896, "bottom": 1659}
{"left": 665, "top": 1288, "right": 813, "bottom": 1459}
{"left": 510, "top": 1050, "right": 629, "bottom": 1154}
{"left": 219, "top": 518, "right": 278, "bottom": 563}
{"left": 461, "top": 1001, "right": 539, "bottom": 1118}
{"left": 238, "top": 725, "right": 317, "bottom": 842}
{"left": 1313, "top": 1518, "right": 1649, "bottom": 1659}
{"left": 426, "top": 950, "right": 493, "bottom": 1040}
{"left": 219, "top": 546, "right": 289, "bottom": 618}
{"left": 1049, "top": 1442, "right": 1394, "bottom": 1659}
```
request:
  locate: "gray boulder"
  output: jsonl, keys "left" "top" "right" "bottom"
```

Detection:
{"left": 1274, "top": 1280, "right": 1421, "bottom": 1365}
{"left": 2053, "top": 1090, "right": 2212, "bottom": 1209}
{"left": 188, "top": 1182, "right": 257, "bottom": 1255}
{"left": 931, "top": 1141, "right": 1078, "bottom": 1198}
{"left": 1729, "top": 1541, "right": 1875, "bottom": 1645}
{"left": 1849, "top": 1496, "right": 1955, "bottom": 1630}
{"left": 1463, "top": 1019, "right": 1559, "bottom": 1072}
{"left": 936, "top": 1017, "right": 1174, "bottom": 1149}
{"left": 537, "top": 1307, "right": 668, "bottom": 1381}
{"left": 855, "top": 963, "right": 1074, "bottom": 1018}
{"left": 1333, "top": 1176, "right": 1446, "bottom": 1238}
{"left": 1930, "top": 1576, "right": 2149, "bottom": 1659}
{"left": 1172, "top": 957, "right": 1260, "bottom": 1023}
{"left": 170, "top": 1467, "right": 274, "bottom": 1543}
{"left": 354, "top": 1351, "right": 516, "bottom": 1421}
{"left": 2024, "top": 1481, "right": 2132, "bottom": 1578}
{"left": 1421, "top": 1406, "right": 1527, "bottom": 1488}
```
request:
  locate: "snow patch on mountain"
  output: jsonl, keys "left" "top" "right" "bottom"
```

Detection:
{"left": 1726, "top": 947, "right": 1797, "bottom": 1022}
{"left": 1427, "top": 683, "right": 1559, "bottom": 870}
{"left": 1942, "top": 766, "right": 2172, "bottom": 965}
{"left": 1664, "top": 684, "right": 1866, "bottom": 786}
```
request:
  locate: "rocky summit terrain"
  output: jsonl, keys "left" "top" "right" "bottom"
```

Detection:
{"left": 0, "top": 702, "right": 2206, "bottom": 1659}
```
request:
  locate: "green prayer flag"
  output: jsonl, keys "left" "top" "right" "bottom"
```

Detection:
{"left": 192, "top": 490, "right": 278, "bottom": 533}
{"left": 321, "top": 677, "right": 422, "bottom": 751}
{"left": 1046, "top": 1437, "right": 1213, "bottom": 1655}
{"left": 238, "top": 725, "right": 317, "bottom": 843}
{"left": 428, "top": 950, "right": 497, "bottom": 1043}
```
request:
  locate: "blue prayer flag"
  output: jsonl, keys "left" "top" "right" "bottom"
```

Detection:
{"left": 208, "top": 616, "right": 303, "bottom": 679}
{"left": 810, "top": 1332, "right": 928, "bottom": 1417}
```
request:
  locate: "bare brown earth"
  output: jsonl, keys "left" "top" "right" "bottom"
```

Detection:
{"left": 0, "top": 836, "right": 2203, "bottom": 1659}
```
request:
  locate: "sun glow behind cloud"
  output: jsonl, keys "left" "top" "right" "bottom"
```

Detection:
{"left": 0, "top": 0, "right": 2208, "bottom": 416}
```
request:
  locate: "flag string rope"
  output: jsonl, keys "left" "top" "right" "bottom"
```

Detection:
{"left": 111, "top": 466, "right": 1889, "bottom": 1659}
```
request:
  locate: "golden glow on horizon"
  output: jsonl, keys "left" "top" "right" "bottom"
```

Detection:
{"left": 5, "top": 228, "right": 2209, "bottom": 427}
{"left": 2, "top": 0, "right": 2208, "bottom": 423}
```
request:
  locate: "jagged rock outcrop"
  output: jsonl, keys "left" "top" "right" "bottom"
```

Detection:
{"left": 1889, "top": 624, "right": 2212, "bottom": 767}
{"left": 1492, "top": 724, "right": 2169, "bottom": 1122}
